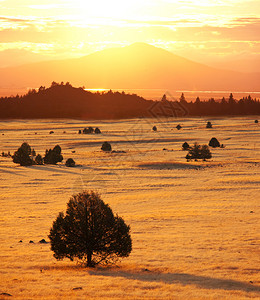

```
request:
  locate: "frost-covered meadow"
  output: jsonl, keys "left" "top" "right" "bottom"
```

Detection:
{"left": 0, "top": 117, "right": 259, "bottom": 299}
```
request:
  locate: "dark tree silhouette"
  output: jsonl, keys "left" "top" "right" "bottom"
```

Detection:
{"left": 48, "top": 191, "right": 132, "bottom": 267}
{"left": 186, "top": 143, "right": 212, "bottom": 161}
{"left": 35, "top": 154, "right": 43, "bottom": 165}
{"left": 182, "top": 142, "right": 190, "bottom": 150}
{"left": 44, "top": 145, "right": 63, "bottom": 164}
{"left": 176, "top": 124, "right": 182, "bottom": 130}
{"left": 1, "top": 83, "right": 260, "bottom": 119}
{"left": 101, "top": 142, "right": 112, "bottom": 152}
{"left": 152, "top": 126, "right": 157, "bottom": 131}
{"left": 179, "top": 93, "right": 186, "bottom": 103}
{"left": 65, "top": 158, "right": 75, "bottom": 167}
{"left": 95, "top": 127, "right": 101, "bottom": 134}
{"left": 206, "top": 121, "right": 212, "bottom": 128}
{"left": 209, "top": 137, "right": 220, "bottom": 148}
{"left": 83, "top": 127, "right": 94, "bottom": 134}
{"left": 12, "top": 142, "right": 33, "bottom": 166}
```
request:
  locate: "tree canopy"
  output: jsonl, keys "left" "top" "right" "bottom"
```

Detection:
{"left": 48, "top": 191, "right": 132, "bottom": 267}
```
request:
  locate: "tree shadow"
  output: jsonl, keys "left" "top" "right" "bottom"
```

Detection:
{"left": 0, "top": 167, "right": 24, "bottom": 176}
{"left": 88, "top": 268, "right": 260, "bottom": 294}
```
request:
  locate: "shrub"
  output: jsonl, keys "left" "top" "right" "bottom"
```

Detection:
{"left": 44, "top": 145, "right": 63, "bottom": 164}
{"left": 35, "top": 154, "right": 43, "bottom": 165}
{"left": 152, "top": 126, "right": 157, "bottom": 131}
{"left": 83, "top": 127, "right": 94, "bottom": 134}
{"left": 209, "top": 137, "right": 220, "bottom": 148}
{"left": 186, "top": 143, "right": 212, "bottom": 161}
{"left": 65, "top": 158, "right": 75, "bottom": 167}
{"left": 182, "top": 142, "right": 190, "bottom": 150}
{"left": 101, "top": 142, "right": 112, "bottom": 152}
{"left": 206, "top": 121, "right": 212, "bottom": 128}
{"left": 48, "top": 191, "right": 132, "bottom": 267}
{"left": 1, "top": 151, "right": 11, "bottom": 157}
{"left": 78, "top": 130, "right": 82, "bottom": 134}
{"left": 255, "top": 120, "right": 258, "bottom": 124}
{"left": 95, "top": 127, "right": 101, "bottom": 134}
{"left": 12, "top": 142, "right": 33, "bottom": 166}
{"left": 176, "top": 124, "right": 182, "bottom": 130}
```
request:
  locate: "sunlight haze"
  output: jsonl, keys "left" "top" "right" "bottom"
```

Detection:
{"left": 0, "top": 0, "right": 259, "bottom": 69}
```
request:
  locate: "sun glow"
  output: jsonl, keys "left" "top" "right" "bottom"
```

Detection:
{"left": 73, "top": 0, "right": 143, "bottom": 20}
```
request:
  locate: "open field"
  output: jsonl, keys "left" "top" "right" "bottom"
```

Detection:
{"left": 0, "top": 117, "right": 259, "bottom": 299}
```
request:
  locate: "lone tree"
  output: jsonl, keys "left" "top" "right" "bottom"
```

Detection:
{"left": 186, "top": 143, "right": 212, "bottom": 161}
{"left": 12, "top": 142, "right": 33, "bottom": 166}
{"left": 48, "top": 191, "right": 132, "bottom": 267}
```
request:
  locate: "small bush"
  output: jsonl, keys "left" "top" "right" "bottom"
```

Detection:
{"left": 65, "top": 158, "right": 75, "bottom": 167}
{"left": 209, "top": 137, "right": 220, "bottom": 148}
{"left": 182, "top": 142, "right": 190, "bottom": 150}
{"left": 83, "top": 127, "right": 94, "bottom": 134}
{"left": 12, "top": 142, "right": 33, "bottom": 166}
{"left": 48, "top": 191, "right": 132, "bottom": 267}
{"left": 176, "top": 124, "right": 182, "bottom": 130}
{"left": 35, "top": 154, "right": 43, "bottom": 165}
{"left": 152, "top": 126, "right": 157, "bottom": 131}
{"left": 95, "top": 127, "right": 101, "bottom": 134}
{"left": 206, "top": 121, "right": 212, "bottom": 128}
{"left": 186, "top": 143, "right": 212, "bottom": 161}
{"left": 44, "top": 145, "right": 63, "bottom": 164}
{"left": 101, "top": 142, "right": 112, "bottom": 152}
{"left": 255, "top": 120, "right": 258, "bottom": 124}
{"left": 1, "top": 151, "right": 11, "bottom": 157}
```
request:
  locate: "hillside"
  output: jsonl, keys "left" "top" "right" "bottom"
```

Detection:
{"left": 0, "top": 83, "right": 259, "bottom": 119}
{"left": 0, "top": 43, "right": 259, "bottom": 93}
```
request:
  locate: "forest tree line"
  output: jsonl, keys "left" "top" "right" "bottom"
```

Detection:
{"left": 0, "top": 82, "right": 259, "bottom": 119}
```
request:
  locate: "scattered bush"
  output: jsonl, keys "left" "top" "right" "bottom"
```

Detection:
{"left": 152, "top": 126, "right": 157, "bottom": 131}
{"left": 12, "top": 142, "right": 34, "bottom": 166}
{"left": 78, "top": 130, "right": 82, "bottom": 134}
{"left": 49, "top": 131, "right": 54, "bottom": 134}
{"left": 186, "top": 143, "right": 212, "bottom": 161}
{"left": 1, "top": 151, "right": 11, "bottom": 157}
{"left": 44, "top": 145, "right": 63, "bottom": 164}
{"left": 83, "top": 127, "right": 94, "bottom": 134}
{"left": 255, "top": 120, "right": 258, "bottom": 124}
{"left": 35, "top": 154, "right": 44, "bottom": 165}
{"left": 48, "top": 191, "right": 132, "bottom": 267}
{"left": 209, "top": 137, "right": 220, "bottom": 148}
{"left": 182, "top": 142, "right": 190, "bottom": 150}
{"left": 206, "top": 121, "right": 212, "bottom": 128}
{"left": 101, "top": 142, "right": 112, "bottom": 152}
{"left": 65, "top": 158, "right": 76, "bottom": 167}
{"left": 95, "top": 127, "right": 101, "bottom": 134}
{"left": 176, "top": 124, "right": 182, "bottom": 130}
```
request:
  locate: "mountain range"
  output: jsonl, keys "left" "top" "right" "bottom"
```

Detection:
{"left": 0, "top": 43, "right": 259, "bottom": 94}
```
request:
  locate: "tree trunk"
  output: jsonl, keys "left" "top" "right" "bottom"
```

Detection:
{"left": 87, "top": 251, "right": 93, "bottom": 267}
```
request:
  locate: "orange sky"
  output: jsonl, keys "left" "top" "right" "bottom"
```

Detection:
{"left": 0, "top": 0, "right": 259, "bottom": 68}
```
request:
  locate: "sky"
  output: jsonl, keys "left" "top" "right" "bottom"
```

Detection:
{"left": 0, "top": 0, "right": 259, "bottom": 68}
